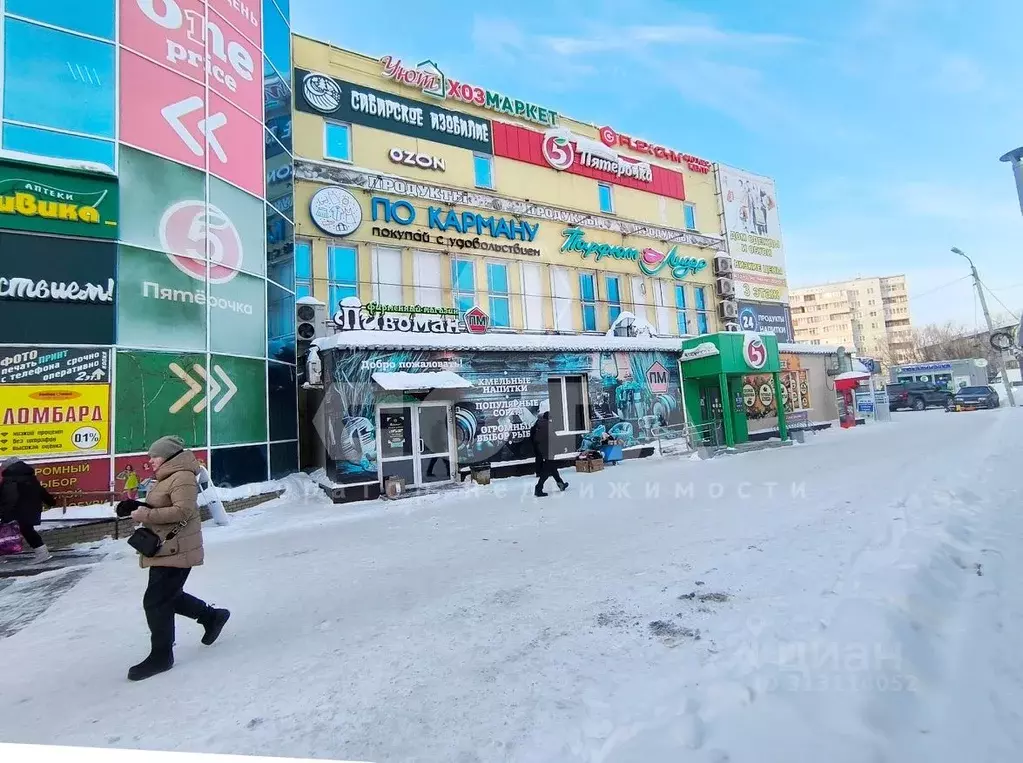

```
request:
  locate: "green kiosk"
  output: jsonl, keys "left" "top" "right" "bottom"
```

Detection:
{"left": 679, "top": 332, "right": 788, "bottom": 447}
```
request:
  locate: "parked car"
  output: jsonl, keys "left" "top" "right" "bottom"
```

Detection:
{"left": 950, "top": 385, "right": 1000, "bottom": 410}
{"left": 886, "top": 382, "right": 953, "bottom": 412}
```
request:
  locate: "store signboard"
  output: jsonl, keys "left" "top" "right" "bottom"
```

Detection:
{"left": 296, "top": 161, "right": 724, "bottom": 250}
{"left": 333, "top": 298, "right": 461, "bottom": 334}
{"left": 32, "top": 457, "right": 112, "bottom": 506}
{"left": 736, "top": 300, "right": 792, "bottom": 341}
{"left": 719, "top": 165, "right": 789, "bottom": 303}
{"left": 560, "top": 227, "right": 708, "bottom": 281}
{"left": 119, "top": 49, "right": 264, "bottom": 197}
{"left": 0, "top": 347, "right": 109, "bottom": 385}
{"left": 295, "top": 68, "right": 494, "bottom": 154}
{"left": 115, "top": 451, "right": 209, "bottom": 501}
{"left": 0, "top": 159, "right": 118, "bottom": 239}
{"left": 0, "top": 383, "right": 110, "bottom": 458}
{"left": 208, "top": 0, "right": 262, "bottom": 45}
{"left": 0, "top": 234, "right": 116, "bottom": 345}
{"left": 598, "top": 126, "right": 711, "bottom": 173}
{"left": 119, "top": 0, "right": 262, "bottom": 119}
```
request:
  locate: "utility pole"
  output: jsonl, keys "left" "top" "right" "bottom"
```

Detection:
{"left": 952, "top": 247, "right": 1015, "bottom": 407}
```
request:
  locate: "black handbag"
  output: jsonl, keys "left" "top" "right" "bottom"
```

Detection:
{"left": 127, "top": 518, "right": 189, "bottom": 558}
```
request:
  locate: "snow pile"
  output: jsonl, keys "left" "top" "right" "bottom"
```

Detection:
{"left": 1, "top": 409, "right": 1021, "bottom": 762}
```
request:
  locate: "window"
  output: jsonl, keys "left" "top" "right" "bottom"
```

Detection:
{"left": 683, "top": 203, "right": 697, "bottom": 231}
{"left": 372, "top": 247, "right": 403, "bottom": 303}
{"left": 487, "top": 262, "right": 511, "bottom": 328}
{"left": 473, "top": 154, "right": 494, "bottom": 189}
{"left": 451, "top": 258, "right": 476, "bottom": 314}
{"left": 598, "top": 183, "right": 614, "bottom": 214}
{"left": 324, "top": 122, "right": 351, "bottom": 162}
{"left": 579, "top": 272, "right": 598, "bottom": 331}
{"left": 548, "top": 376, "right": 589, "bottom": 435}
{"left": 2, "top": 123, "right": 114, "bottom": 168}
{"left": 694, "top": 286, "right": 709, "bottom": 334}
{"left": 675, "top": 284, "right": 689, "bottom": 335}
{"left": 521, "top": 262, "right": 544, "bottom": 331}
{"left": 414, "top": 250, "right": 442, "bottom": 307}
{"left": 605, "top": 275, "right": 622, "bottom": 325}
{"left": 550, "top": 266, "right": 574, "bottom": 331}
{"left": 327, "top": 245, "right": 358, "bottom": 309}
{"left": 7, "top": 0, "right": 115, "bottom": 39}
{"left": 262, "top": 0, "right": 292, "bottom": 79}
{"left": 295, "top": 239, "right": 313, "bottom": 299}
{"left": 3, "top": 18, "right": 116, "bottom": 139}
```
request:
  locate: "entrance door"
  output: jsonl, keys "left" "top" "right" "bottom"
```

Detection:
{"left": 699, "top": 385, "right": 725, "bottom": 446}
{"left": 417, "top": 403, "right": 454, "bottom": 484}
{"left": 377, "top": 403, "right": 455, "bottom": 487}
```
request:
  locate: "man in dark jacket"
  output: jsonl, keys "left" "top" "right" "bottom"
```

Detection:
{"left": 0, "top": 457, "right": 56, "bottom": 561}
{"left": 529, "top": 406, "right": 568, "bottom": 497}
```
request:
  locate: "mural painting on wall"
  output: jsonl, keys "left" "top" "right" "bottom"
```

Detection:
{"left": 325, "top": 350, "right": 684, "bottom": 484}
{"left": 114, "top": 451, "right": 209, "bottom": 502}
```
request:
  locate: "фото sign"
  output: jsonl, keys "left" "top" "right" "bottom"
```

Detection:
{"left": 0, "top": 347, "right": 109, "bottom": 385}
{"left": 296, "top": 162, "right": 723, "bottom": 250}
{"left": 598, "top": 126, "right": 710, "bottom": 173}
{"left": 0, "top": 234, "right": 116, "bottom": 345}
{"left": 719, "top": 165, "right": 788, "bottom": 303}
{"left": 0, "top": 159, "right": 118, "bottom": 239}
{"left": 120, "top": 49, "right": 264, "bottom": 197}
{"left": 295, "top": 68, "right": 494, "bottom": 154}
{"left": 0, "top": 383, "right": 110, "bottom": 458}
{"left": 560, "top": 228, "right": 708, "bottom": 281}
{"left": 380, "top": 55, "right": 558, "bottom": 127}
{"left": 736, "top": 300, "right": 792, "bottom": 341}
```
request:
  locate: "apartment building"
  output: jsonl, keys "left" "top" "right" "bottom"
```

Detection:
{"left": 790, "top": 275, "right": 913, "bottom": 365}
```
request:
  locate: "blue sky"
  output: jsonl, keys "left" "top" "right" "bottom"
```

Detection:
{"left": 293, "top": 0, "right": 1023, "bottom": 329}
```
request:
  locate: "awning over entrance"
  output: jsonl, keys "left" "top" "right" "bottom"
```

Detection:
{"left": 371, "top": 371, "right": 473, "bottom": 391}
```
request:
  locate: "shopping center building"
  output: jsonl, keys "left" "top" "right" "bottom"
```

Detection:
{"left": 289, "top": 37, "right": 803, "bottom": 497}
{"left": 0, "top": 0, "right": 298, "bottom": 500}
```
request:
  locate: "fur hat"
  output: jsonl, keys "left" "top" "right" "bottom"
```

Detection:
{"left": 148, "top": 435, "right": 185, "bottom": 460}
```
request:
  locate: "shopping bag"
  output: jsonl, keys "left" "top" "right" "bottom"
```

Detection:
{"left": 0, "top": 521, "right": 24, "bottom": 556}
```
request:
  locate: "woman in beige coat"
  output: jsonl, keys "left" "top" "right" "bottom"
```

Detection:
{"left": 116, "top": 435, "right": 230, "bottom": 682}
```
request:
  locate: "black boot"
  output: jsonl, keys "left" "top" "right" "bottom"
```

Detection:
{"left": 534, "top": 486, "right": 548, "bottom": 497}
{"left": 199, "top": 607, "right": 231, "bottom": 646}
{"left": 128, "top": 649, "right": 174, "bottom": 681}
{"left": 558, "top": 481, "right": 569, "bottom": 492}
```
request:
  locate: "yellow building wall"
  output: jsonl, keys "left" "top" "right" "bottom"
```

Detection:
{"left": 296, "top": 180, "right": 721, "bottom": 336}
{"left": 292, "top": 35, "right": 723, "bottom": 239}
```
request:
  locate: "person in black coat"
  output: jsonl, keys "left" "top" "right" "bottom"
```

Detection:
{"left": 0, "top": 457, "right": 56, "bottom": 561}
{"left": 529, "top": 408, "right": 568, "bottom": 497}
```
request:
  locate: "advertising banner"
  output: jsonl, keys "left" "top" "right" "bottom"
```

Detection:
{"left": 736, "top": 299, "right": 792, "bottom": 341}
{"left": 326, "top": 349, "right": 683, "bottom": 484}
{"left": 0, "top": 159, "right": 118, "bottom": 239}
{"left": 119, "top": 49, "right": 264, "bottom": 198}
{"left": 743, "top": 369, "right": 811, "bottom": 421}
{"left": 114, "top": 451, "right": 208, "bottom": 501}
{"left": 0, "top": 383, "right": 110, "bottom": 458}
{"left": 32, "top": 457, "right": 112, "bottom": 506}
{"left": 0, "top": 347, "right": 109, "bottom": 385}
{"left": 115, "top": 350, "right": 207, "bottom": 453}
{"left": 718, "top": 165, "right": 789, "bottom": 303}
{"left": 295, "top": 68, "right": 494, "bottom": 154}
{"left": 0, "top": 233, "right": 116, "bottom": 345}
{"left": 119, "top": 0, "right": 263, "bottom": 119}
{"left": 209, "top": 354, "right": 267, "bottom": 446}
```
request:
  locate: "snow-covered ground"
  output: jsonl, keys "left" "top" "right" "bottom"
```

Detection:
{"left": 2, "top": 408, "right": 1022, "bottom": 762}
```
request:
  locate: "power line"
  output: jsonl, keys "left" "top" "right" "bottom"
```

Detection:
{"left": 908, "top": 275, "right": 971, "bottom": 301}
{"left": 979, "top": 279, "right": 1021, "bottom": 321}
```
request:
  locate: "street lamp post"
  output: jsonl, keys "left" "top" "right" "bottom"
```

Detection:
{"left": 999, "top": 147, "right": 1023, "bottom": 217}
{"left": 951, "top": 247, "right": 1016, "bottom": 407}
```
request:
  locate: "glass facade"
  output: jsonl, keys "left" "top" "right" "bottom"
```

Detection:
{"left": 0, "top": 0, "right": 297, "bottom": 488}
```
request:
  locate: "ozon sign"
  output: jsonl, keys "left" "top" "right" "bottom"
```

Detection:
{"left": 742, "top": 333, "right": 768, "bottom": 370}
{"left": 598, "top": 126, "right": 711, "bottom": 174}
{"left": 121, "top": 0, "right": 261, "bottom": 118}
{"left": 159, "top": 200, "right": 244, "bottom": 284}
{"left": 388, "top": 148, "right": 446, "bottom": 172}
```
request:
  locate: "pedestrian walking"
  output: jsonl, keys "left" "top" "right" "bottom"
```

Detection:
{"left": 116, "top": 435, "right": 230, "bottom": 682}
{"left": 530, "top": 403, "right": 569, "bottom": 497}
{"left": 0, "top": 457, "right": 56, "bottom": 562}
